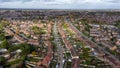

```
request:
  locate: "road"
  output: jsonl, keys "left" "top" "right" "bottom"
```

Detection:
{"left": 53, "top": 21, "right": 65, "bottom": 68}
{"left": 57, "top": 22, "right": 80, "bottom": 68}
{"left": 67, "top": 20, "right": 120, "bottom": 68}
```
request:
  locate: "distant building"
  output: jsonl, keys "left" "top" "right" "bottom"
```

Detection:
{"left": 28, "top": 39, "right": 39, "bottom": 45}
{"left": 14, "top": 34, "right": 27, "bottom": 43}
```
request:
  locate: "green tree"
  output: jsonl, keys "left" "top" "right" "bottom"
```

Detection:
{"left": 114, "top": 21, "right": 120, "bottom": 28}
{"left": 0, "top": 39, "right": 9, "bottom": 49}
{"left": 0, "top": 57, "right": 5, "bottom": 65}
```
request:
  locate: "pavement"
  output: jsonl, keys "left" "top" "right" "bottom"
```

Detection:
{"left": 53, "top": 22, "right": 65, "bottom": 68}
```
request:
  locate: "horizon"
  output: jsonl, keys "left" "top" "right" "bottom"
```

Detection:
{"left": 1, "top": 8, "right": 120, "bottom": 10}
{"left": 0, "top": 0, "right": 120, "bottom": 9}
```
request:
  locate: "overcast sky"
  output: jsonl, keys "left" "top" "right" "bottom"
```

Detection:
{"left": 0, "top": 0, "right": 120, "bottom": 9}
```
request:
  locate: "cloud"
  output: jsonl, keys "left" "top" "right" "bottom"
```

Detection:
{"left": 0, "top": 0, "right": 56, "bottom": 2}
{"left": 44, "top": 0, "right": 76, "bottom": 5}
{"left": 0, "top": 0, "right": 120, "bottom": 9}
{"left": 102, "top": 0, "right": 120, "bottom": 3}
{"left": 0, "top": 0, "right": 33, "bottom": 2}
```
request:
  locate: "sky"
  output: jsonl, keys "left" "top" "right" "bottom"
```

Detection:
{"left": 0, "top": 0, "right": 120, "bottom": 9}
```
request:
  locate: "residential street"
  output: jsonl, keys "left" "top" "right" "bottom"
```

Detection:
{"left": 53, "top": 21, "right": 65, "bottom": 68}
{"left": 67, "top": 21, "right": 120, "bottom": 68}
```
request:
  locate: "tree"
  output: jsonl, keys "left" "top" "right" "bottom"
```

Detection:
{"left": 0, "top": 33, "right": 5, "bottom": 41}
{"left": 0, "top": 57, "right": 5, "bottom": 65}
{"left": 0, "top": 39, "right": 9, "bottom": 49}
{"left": 114, "top": 21, "right": 120, "bottom": 28}
{"left": 8, "top": 45, "right": 18, "bottom": 52}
